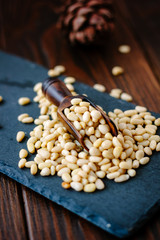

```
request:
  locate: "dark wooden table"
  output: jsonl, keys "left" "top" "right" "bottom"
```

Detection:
{"left": 0, "top": 0, "right": 160, "bottom": 239}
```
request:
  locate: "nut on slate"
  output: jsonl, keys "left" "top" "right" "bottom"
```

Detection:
{"left": 93, "top": 84, "right": 106, "bottom": 92}
{"left": 18, "top": 97, "right": 30, "bottom": 105}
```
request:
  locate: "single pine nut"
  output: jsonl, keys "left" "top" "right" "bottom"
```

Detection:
{"left": 110, "top": 89, "right": 122, "bottom": 99}
{"left": 62, "top": 173, "right": 72, "bottom": 182}
{"left": 156, "top": 142, "right": 160, "bottom": 151}
{"left": 48, "top": 69, "right": 59, "bottom": 77}
{"left": 107, "top": 172, "right": 120, "bottom": 179}
{"left": 155, "top": 118, "right": 160, "bottom": 126}
{"left": 57, "top": 167, "right": 70, "bottom": 176}
{"left": 128, "top": 169, "right": 136, "bottom": 177}
{"left": 121, "top": 93, "right": 133, "bottom": 102}
{"left": 71, "top": 98, "right": 82, "bottom": 105}
{"left": 113, "top": 146, "right": 123, "bottom": 158}
{"left": 33, "top": 82, "right": 42, "bottom": 92}
{"left": 93, "top": 84, "right": 106, "bottom": 92}
{"left": 135, "top": 106, "right": 147, "bottom": 113}
{"left": 136, "top": 150, "right": 144, "bottom": 160}
{"left": 64, "top": 76, "right": 76, "bottom": 84}
{"left": 19, "top": 149, "right": 28, "bottom": 158}
{"left": 139, "top": 157, "right": 150, "bottom": 165}
{"left": 18, "top": 97, "right": 30, "bottom": 105}
{"left": 31, "top": 164, "right": 38, "bottom": 175}
{"left": 54, "top": 65, "right": 66, "bottom": 74}
{"left": 18, "top": 158, "right": 26, "bottom": 168}
{"left": 114, "top": 174, "right": 129, "bottom": 182}
{"left": 70, "top": 182, "right": 83, "bottom": 191}
{"left": 40, "top": 167, "right": 51, "bottom": 176}
{"left": 95, "top": 179, "right": 105, "bottom": 190}
{"left": 62, "top": 182, "right": 71, "bottom": 189}
{"left": 27, "top": 142, "right": 35, "bottom": 154}
{"left": 144, "top": 147, "right": 152, "bottom": 155}
{"left": 22, "top": 117, "right": 34, "bottom": 123}
{"left": 25, "top": 161, "right": 35, "bottom": 168}
{"left": 0, "top": 96, "right": 3, "bottom": 102}
{"left": 150, "top": 140, "right": 156, "bottom": 150}
{"left": 84, "top": 183, "right": 96, "bottom": 192}
{"left": 112, "top": 66, "right": 124, "bottom": 76}
{"left": 16, "top": 131, "right": 25, "bottom": 142}
{"left": 118, "top": 45, "right": 131, "bottom": 54}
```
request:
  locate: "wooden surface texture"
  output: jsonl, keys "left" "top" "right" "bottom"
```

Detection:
{"left": 0, "top": 0, "right": 160, "bottom": 239}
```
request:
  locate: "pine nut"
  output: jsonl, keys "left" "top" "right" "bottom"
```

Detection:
{"left": 150, "top": 140, "right": 156, "bottom": 150}
{"left": 40, "top": 167, "right": 51, "bottom": 176}
{"left": 31, "top": 164, "right": 38, "bottom": 175}
{"left": 93, "top": 84, "right": 106, "bottom": 92}
{"left": 0, "top": 95, "right": 3, "bottom": 102}
{"left": 155, "top": 118, "right": 160, "bottom": 126}
{"left": 54, "top": 65, "right": 65, "bottom": 74}
{"left": 25, "top": 161, "right": 35, "bottom": 168}
{"left": 18, "top": 97, "right": 30, "bottom": 105}
{"left": 64, "top": 76, "right": 76, "bottom": 84}
{"left": 128, "top": 169, "right": 136, "bottom": 177}
{"left": 22, "top": 117, "right": 34, "bottom": 123}
{"left": 70, "top": 182, "right": 83, "bottom": 191}
{"left": 16, "top": 131, "right": 25, "bottom": 142}
{"left": 18, "top": 158, "right": 26, "bottom": 168}
{"left": 112, "top": 66, "right": 124, "bottom": 76}
{"left": 139, "top": 157, "right": 150, "bottom": 165}
{"left": 19, "top": 149, "right": 28, "bottom": 158}
{"left": 118, "top": 45, "right": 131, "bottom": 54}
{"left": 156, "top": 142, "right": 160, "bottom": 151}
{"left": 114, "top": 174, "right": 129, "bottom": 182}
{"left": 27, "top": 142, "right": 35, "bottom": 153}
{"left": 107, "top": 172, "right": 120, "bottom": 179}
{"left": 121, "top": 93, "right": 133, "bottom": 102}
{"left": 62, "top": 182, "right": 71, "bottom": 189}
{"left": 95, "top": 179, "right": 105, "bottom": 190}
{"left": 84, "top": 183, "right": 96, "bottom": 192}
{"left": 61, "top": 173, "right": 72, "bottom": 182}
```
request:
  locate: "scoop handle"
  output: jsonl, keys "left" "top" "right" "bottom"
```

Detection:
{"left": 42, "top": 78, "right": 72, "bottom": 106}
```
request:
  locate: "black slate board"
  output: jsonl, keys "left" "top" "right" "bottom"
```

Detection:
{"left": 0, "top": 51, "right": 160, "bottom": 238}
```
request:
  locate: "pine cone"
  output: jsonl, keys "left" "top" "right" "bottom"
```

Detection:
{"left": 60, "top": 0, "right": 114, "bottom": 45}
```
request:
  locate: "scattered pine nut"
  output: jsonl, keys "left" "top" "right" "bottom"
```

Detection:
{"left": 64, "top": 77, "right": 76, "bottom": 84}
{"left": 18, "top": 97, "right": 30, "bottom": 105}
{"left": 93, "top": 84, "right": 106, "bottom": 92}
{"left": 54, "top": 65, "right": 66, "bottom": 74}
{"left": 110, "top": 89, "right": 122, "bottom": 99}
{"left": 18, "top": 158, "right": 26, "bottom": 168}
{"left": 118, "top": 45, "right": 131, "bottom": 54}
{"left": 48, "top": 69, "right": 59, "bottom": 77}
{"left": 62, "top": 182, "right": 71, "bottom": 189}
{"left": 19, "top": 149, "right": 28, "bottom": 158}
{"left": 22, "top": 117, "right": 34, "bottom": 123}
{"left": 112, "top": 66, "right": 124, "bottom": 76}
{"left": 120, "top": 93, "right": 133, "bottom": 102}
{"left": 16, "top": 131, "right": 25, "bottom": 142}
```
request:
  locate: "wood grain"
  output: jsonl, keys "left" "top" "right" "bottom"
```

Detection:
{"left": 0, "top": 174, "right": 28, "bottom": 240}
{"left": 0, "top": 0, "right": 160, "bottom": 239}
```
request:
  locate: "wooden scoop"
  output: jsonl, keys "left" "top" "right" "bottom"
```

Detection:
{"left": 42, "top": 77, "right": 118, "bottom": 151}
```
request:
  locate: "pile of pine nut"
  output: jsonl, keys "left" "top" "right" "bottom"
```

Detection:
{"left": 17, "top": 78, "right": 160, "bottom": 193}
